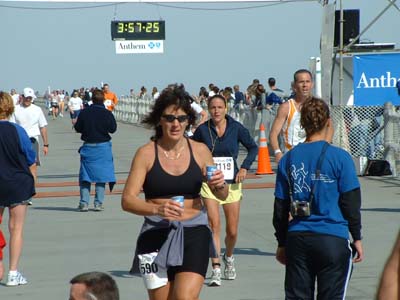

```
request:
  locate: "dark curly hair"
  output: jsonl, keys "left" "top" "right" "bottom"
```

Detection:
{"left": 142, "top": 84, "right": 196, "bottom": 140}
{"left": 300, "top": 97, "right": 330, "bottom": 138}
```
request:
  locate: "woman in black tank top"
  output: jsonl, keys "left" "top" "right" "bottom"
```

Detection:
{"left": 142, "top": 138, "right": 203, "bottom": 200}
{"left": 122, "top": 84, "right": 228, "bottom": 300}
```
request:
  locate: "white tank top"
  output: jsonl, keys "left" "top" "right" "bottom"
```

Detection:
{"left": 282, "top": 99, "right": 306, "bottom": 151}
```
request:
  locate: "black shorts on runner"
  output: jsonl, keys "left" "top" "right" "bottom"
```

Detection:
{"left": 136, "top": 225, "right": 211, "bottom": 281}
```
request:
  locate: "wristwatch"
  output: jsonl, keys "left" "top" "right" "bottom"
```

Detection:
{"left": 44, "top": 144, "right": 49, "bottom": 147}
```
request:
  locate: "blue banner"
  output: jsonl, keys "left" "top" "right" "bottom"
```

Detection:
{"left": 353, "top": 53, "right": 400, "bottom": 106}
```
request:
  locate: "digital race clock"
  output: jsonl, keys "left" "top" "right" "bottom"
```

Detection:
{"left": 111, "top": 20, "right": 165, "bottom": 41}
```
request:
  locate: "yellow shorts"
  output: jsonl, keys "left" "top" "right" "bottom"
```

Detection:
{"left": 200, "top": 182, "right": 242, "bottom": 205}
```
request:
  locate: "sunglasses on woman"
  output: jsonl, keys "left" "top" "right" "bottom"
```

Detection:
{"left": 162, "top": 114, "right": 189, "bottom": 123}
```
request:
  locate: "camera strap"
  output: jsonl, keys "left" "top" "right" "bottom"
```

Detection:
{"left": 286, "top": 141, "right": 330, "bottom": 205}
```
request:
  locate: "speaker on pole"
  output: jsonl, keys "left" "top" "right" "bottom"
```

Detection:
{"left": 334, "top": 9, "right": 360, "bottom": 47}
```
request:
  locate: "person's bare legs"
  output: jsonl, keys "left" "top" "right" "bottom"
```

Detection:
{"left": 8, "top": 204, "right": 27, "bottom": 271}
{"left": 205, "top": 198, "right": 221, "bottom": 265}
{"left": 0, "top": 207, "right": 4, "bottom": 280}
{"left": 222, "top": 201, "right": 241, "bottom": 257}
{"left": 147, "top": 282, "right": 171, "bottom": 300}
{"left": 0, "top": 259, "right": 3, "bottom": 281}
{"left": 59, "top": 102, "right": 64, "bottom": 115}
{"left": 205, "top": 198, "right": 222, "bottom": 286}
{"left": 52, "top": 106, "right": 59, "bottom": 119}
{"left": 221, "top": 201, "right": 241, "bottom": 280}
{"left": 171, "top": 272, "right": 204, "bottom": 300}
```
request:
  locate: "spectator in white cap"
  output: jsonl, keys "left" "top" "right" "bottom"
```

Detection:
{"left": 23, "top": 87, "right": 36, "bottom": 99}
{"left": 22, "top": 87, "right": 36, "bottom": 104}
{"left": 9, "top": 87, "right": 48, "bottom": 205}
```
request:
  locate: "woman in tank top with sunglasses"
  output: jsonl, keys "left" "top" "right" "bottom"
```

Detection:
{"left": 122, "top": 84, "right": 228, "bottom": 300}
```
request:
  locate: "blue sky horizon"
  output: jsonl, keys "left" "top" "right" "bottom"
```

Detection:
{"left": 1, "top": 0, "right": 399, "bottom": 97}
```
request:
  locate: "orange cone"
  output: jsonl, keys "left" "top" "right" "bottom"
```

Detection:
{"left": 256, "top": 123, "right": 274, "bottom": 175}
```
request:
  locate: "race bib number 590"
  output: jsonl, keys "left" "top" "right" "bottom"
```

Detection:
{"left": 138, "top": 252, "right": 168, "bottom": 290}
{"left": 213, "top": 157, "right": 234, "bottom": 180}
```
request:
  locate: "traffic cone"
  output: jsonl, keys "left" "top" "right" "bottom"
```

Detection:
{"left": 256, "top": 123, "right": 274, "bottom": 175}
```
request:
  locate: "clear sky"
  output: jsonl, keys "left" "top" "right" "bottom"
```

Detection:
{"left": 1, "top": 0, "right": 399, "bottom": 97}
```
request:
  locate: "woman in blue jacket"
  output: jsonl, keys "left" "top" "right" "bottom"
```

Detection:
{"left": 193, "top": 94, "right": 258, "bottom": 287}
{"left": 273, "top": 97, "right": 364, "bottom": 299}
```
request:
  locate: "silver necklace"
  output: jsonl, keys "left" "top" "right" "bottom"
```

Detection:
{"left": 208, "top": 119, "right": 226, "bottom": 153}
{"left": 163, "top": 146, "right": 184, "bottom": 160}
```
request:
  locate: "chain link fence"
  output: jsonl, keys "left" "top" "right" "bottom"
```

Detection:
{"left": 330, "top": 106, "right": 385, "bottom": 159}
{"left": 329, "top": 104, "right": 400, "bottom": 176}
{"left": 112, "top": 96, "right": 400, "bottom": 176}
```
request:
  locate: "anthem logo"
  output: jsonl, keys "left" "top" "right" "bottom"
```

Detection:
{"left": 356, "top": 72, "right": 400, "bottom": 89}
{"left": 115, "top": 40, "right": 164, "bottom": 54}
{"left": 353, "top": 54, "right": 400, "bottom": 105}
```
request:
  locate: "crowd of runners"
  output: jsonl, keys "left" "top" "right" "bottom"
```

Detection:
{"left": 1, "top": 73, "right": 399, "bottom": 299}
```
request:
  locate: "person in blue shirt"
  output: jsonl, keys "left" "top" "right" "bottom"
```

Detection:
{"left": 0, "top": 91, "right": 36, "bottom": 286}
{"left": 192, "top": 94, "right": 258, "bottom": 287}
{"left": 233, "top": 85, "right": 245, "bottom": 108}
{"left": 273, "top": 97, "right": 364, "bottom": 299}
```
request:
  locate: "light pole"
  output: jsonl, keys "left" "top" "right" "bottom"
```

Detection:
{"left": 338, "top": 0, "right": 344, "bottom": 106}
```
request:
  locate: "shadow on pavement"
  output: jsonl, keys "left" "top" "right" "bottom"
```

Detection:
{"left": 39, "top": 174, "right": 79, "bottom": 179}
{"left": 361, "top": 207, "right": 400, "bottom": 213}
{"left": 363, "top": 176, "right": 400, "bottom": 188}
{"left": 38, "top": 171, "right": 129, "bottom": 180}
{"left": 32, "top": 206, "right": 77, "bottom": 212}
{"left": 221, "top": 247, "right": 275, "bottom": 256}
{"left": 109, "top": 270, "right": 138, "bottom": 278}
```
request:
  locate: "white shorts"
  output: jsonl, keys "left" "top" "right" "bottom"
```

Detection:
{"left": 138, "top": 252, "right": 168, "bottom": 290}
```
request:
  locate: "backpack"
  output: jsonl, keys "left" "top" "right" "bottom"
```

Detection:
{"left": 364, "top": 159, "right": 392, "bottom": 176}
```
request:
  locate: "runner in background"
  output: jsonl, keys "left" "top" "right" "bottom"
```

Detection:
{"left": 103, "top": 83, "right": 118, "bottom": 111}
{"left": 186, "top": 97, "right": 208, "bottom": 137}
{"left": 68, "top": 91, "right": 83, "bottom": 127}
{"left": 269, "top": 69, "right": 313, "bottom": 163}
{"left": 192, "top": 94, "right": 258, "bottom": 287}
{"left": 10, "top": 87, "right": 49, "bottom": 167}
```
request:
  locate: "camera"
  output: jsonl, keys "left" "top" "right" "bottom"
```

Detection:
{"left": 290, "top": 201, "right": 311, "bottom": 217}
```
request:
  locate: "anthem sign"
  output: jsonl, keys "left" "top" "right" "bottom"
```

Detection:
{"left": 353, "top": 53, "right": 400, "bottom": 106}
{"left": 115, "top": 40, "right": 164, "bottom": 54}
{"left": 356, "top": 72, "right": 399, "bottom": 89}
